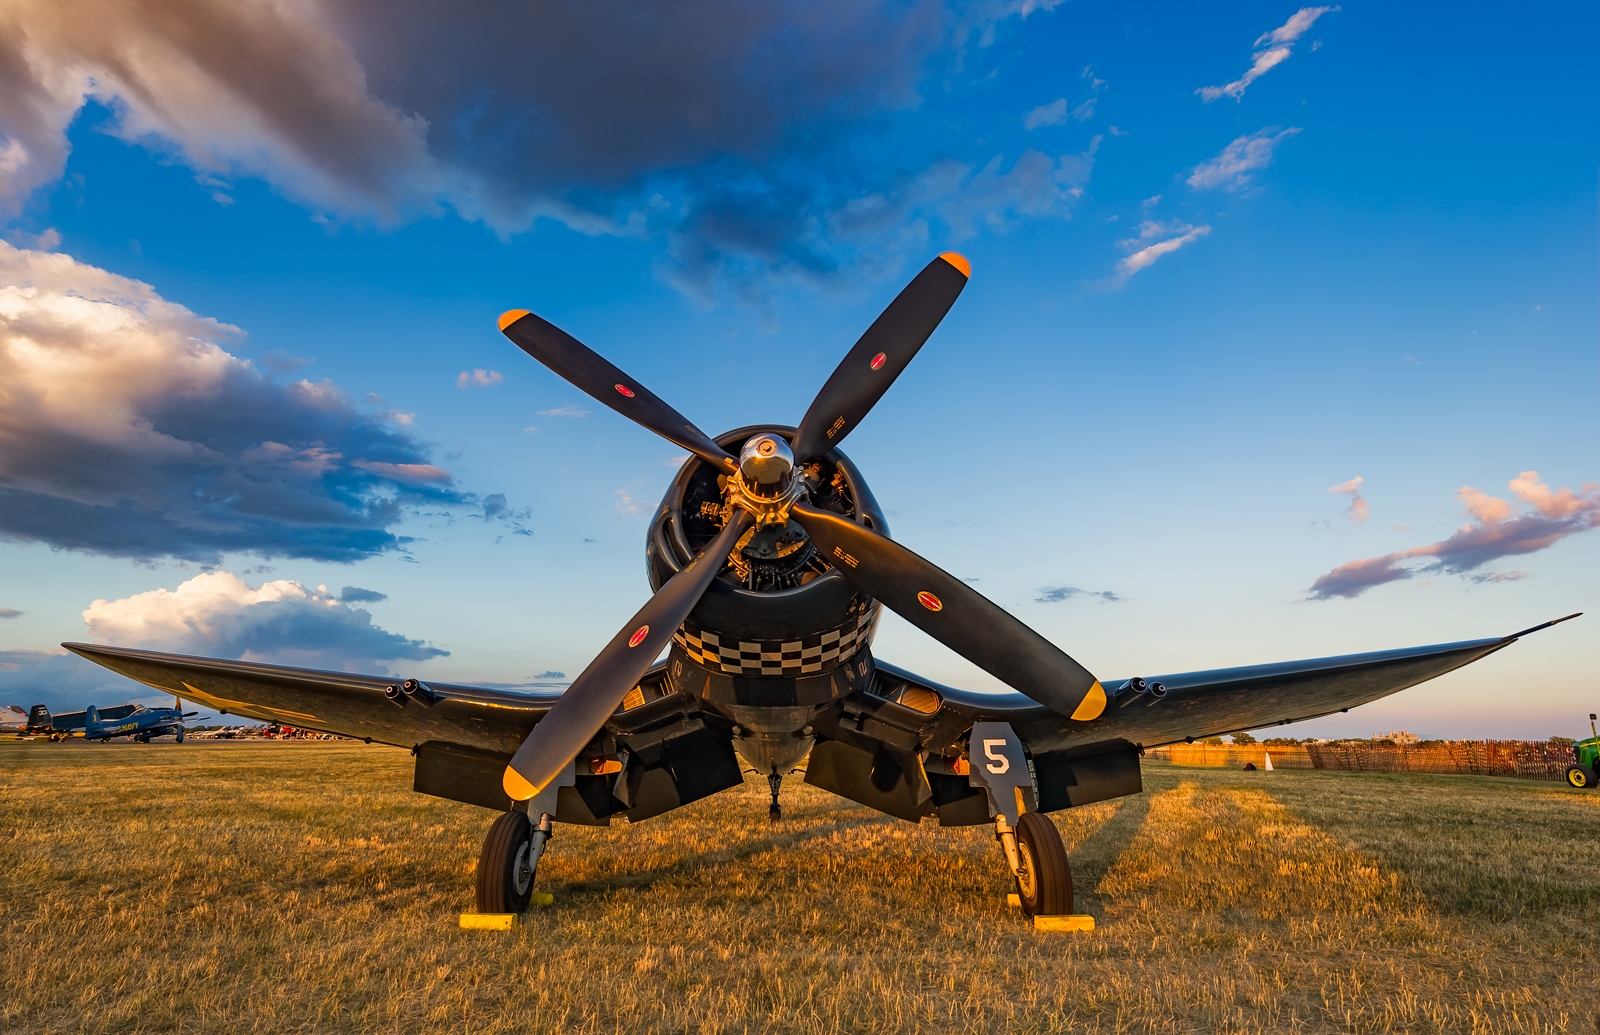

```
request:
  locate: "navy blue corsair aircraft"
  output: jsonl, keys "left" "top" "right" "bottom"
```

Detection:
{"left": 66, "top": 254, "right": 1581, "bottom": 918}
{"left": 28, "top": 700, "right": 201, "bottom": 742}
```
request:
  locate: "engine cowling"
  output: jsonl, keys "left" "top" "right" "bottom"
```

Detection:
{"left": 647, "top": 424, "right": 887, "bottom": 666}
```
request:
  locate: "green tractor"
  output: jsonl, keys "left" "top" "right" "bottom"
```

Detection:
{"left": 1566, "top": 713, "right": 1600, "bottom": 790}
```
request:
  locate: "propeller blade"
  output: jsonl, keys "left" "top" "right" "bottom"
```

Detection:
{"left": 789, "top": 501, "right": 1105, "bottom": 721}
{"left": 791, "top": 253, "right": 970, "bottom": 461}
{"left": 499, "top": 309, "right": 738, "bottom": 475}
{"left": 503, "top": 509, "right": 755, "bottom": 800}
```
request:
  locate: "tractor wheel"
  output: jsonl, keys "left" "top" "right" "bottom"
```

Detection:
{"left": 1566, "top": 765, "right": 1596, "bottom": 790}
{"left": 476, "top": 810, "right": 536, "bottom": 914}
{"left": 1013, "top": 812, "right": 1073, "bottom": 918}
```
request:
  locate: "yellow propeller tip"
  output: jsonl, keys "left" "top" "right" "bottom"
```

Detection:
{"left": 1069, "top": 681, "right": 1106, "bottom": 721}
{"left": 498, "top": 309, "right": 531, "bottom": 332}
{"left": 502, "top": 766, "right": 539, "bottom": 801}
{"left": 938, "top": 252, "right": 971, "bottom": 278}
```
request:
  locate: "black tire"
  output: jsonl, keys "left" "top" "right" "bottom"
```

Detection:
{"left": 1567, "top": 765, "right": 1596, "bottom": 790}
{"left": 1014, "top": 812, "right": 1072, "bottom": 918}
{"left": 476, "top": 810, "right": 535, "bottom": 914}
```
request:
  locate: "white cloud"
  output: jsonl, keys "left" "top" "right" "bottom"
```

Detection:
{"left": 1104, "top": 221, "right": 1211, "bottom": 286}
{"left": 1198, "top": 6, "right": 1337, "bottom": 102}
{"left": 0, "top": 0, "right": 439, "bottom": 221}
{"left": 1024, "top": 99, "right": 1068, "bottom": 129}
{"left": 0, "top": 242, "right": 465, "bottom": 561}
{"left": 1023, "top": 97, "right": 1094, "bottom": 129}
{"left": 1328, "top": 476, "right": 1368, "bottom": 524}
{"left": 1308, "top": 471, "right": 1600, "bottom": 599}
{"left": 1187, "top": 128, "right": 1300, "bottom": 190}
{"left": 538, "top": 405, "right": 590, "bottom": 417}
{"left": 82, "top": 571, "right": 447, "bottom": 670}
{"left": 457, "top": 368, "right": 503, "bottom": 389}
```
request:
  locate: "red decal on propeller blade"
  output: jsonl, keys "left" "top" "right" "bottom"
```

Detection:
{"left": 627, "top": 625, "right": 650, "bottom": 647}
{"left": 869, "top": 352, "right": 887, "bottom": 371}
{"left": 614, "top": 384, "right": 636, "bottom": 398}
{"left": 917, "top": 591, "right": 942, "bottom": 612}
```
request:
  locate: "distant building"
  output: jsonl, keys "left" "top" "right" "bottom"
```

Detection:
{"left": 1372, "top": 730, "right": 1420, "bottom": 745}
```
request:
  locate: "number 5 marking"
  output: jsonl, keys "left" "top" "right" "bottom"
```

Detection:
{"left": 982, "top": 739, "right": 1010, "bottom": 775}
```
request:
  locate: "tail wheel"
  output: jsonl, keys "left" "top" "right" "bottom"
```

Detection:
{"left": 1567, "top": 765, "right": 1595, "bottom": 789}
{"left": 476, "top": 810, "right": 536, "bottom": 914}
{"left": 1013, "top": 812, "right": 1072, "bottom": 918}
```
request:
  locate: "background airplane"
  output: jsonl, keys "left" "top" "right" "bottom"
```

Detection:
{"left": 26, "top": 700, "right": 202, "bottom": 743}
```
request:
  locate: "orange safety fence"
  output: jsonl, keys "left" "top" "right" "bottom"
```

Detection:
{"left": 1146, "top": 740, "right": 1579, "bottom": 782}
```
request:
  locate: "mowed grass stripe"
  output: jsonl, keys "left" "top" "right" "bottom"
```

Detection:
{"left": 2, "top": 744, "right": 1596, "bottom": 1034}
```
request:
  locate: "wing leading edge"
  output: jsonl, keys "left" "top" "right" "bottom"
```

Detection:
{"left": 62, "top": 642, "right": 566, "bottom": 755}
{"left": 879, "top": 614, "right": 1580, "bottom": 757}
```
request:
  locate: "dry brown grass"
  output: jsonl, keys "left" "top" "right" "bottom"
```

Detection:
{"left": 2, "top": 742, "right": 1597, "bottom": 1034}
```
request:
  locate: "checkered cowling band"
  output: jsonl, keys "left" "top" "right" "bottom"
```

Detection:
{"left": 674, "top": 604, "right": 879, "bottom": 677}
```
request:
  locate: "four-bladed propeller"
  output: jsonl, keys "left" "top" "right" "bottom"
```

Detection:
{"left": 498, "top": 252, "right": 1103, "bottom": 801}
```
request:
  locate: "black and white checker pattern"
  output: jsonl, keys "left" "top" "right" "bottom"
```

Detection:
{"left": 675, "top": 605, "right": 877, "bottom": 676}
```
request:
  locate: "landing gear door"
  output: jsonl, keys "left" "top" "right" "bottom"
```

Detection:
{"left": 967, "top": 721, "right": 1034, "bottom": 825}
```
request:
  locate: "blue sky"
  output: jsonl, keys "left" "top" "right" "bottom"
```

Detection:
{"left": 1, "top": 1, "right": 1595, "bottom": 738}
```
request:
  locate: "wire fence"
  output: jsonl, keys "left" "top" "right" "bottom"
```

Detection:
{"left": 1147, "top": 741, "right": 1580, "bottom": 782}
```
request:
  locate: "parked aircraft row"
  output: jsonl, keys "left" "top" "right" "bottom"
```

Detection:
{"left": 0, "top": 700, "right": 201, "bottom": 742}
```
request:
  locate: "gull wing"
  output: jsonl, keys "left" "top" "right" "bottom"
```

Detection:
{"left": 880, "top": 614, "right": 1580, "bottom": 756}
{"left": 63, "top": 642, "right": 565, "bottom": 756}
{"left": 849, "top": 616, "right": 1575, "bottom": 823}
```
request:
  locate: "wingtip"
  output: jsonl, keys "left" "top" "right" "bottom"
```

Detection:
{"left": 498, "top": 309, "right": 531, "bottom": 332}
{"left": 937, "top": 252, "right": 971, "bottom": 278}
{"left": 1506, "top": 612, "right": 1582, "bottom": 640}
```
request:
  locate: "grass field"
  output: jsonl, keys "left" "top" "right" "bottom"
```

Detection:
{"left": 3, "top": 742, "right": 1598, "bottom": 1034}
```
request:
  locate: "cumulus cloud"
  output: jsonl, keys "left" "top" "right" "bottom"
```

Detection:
{"left": 0, "top": 0, "right": 1071, "bottom": 301}
{"left": 456, "top": 368, "right": 503, "bottom": 389}
{"left": 0, "top": 608, "right": 20, "bottom": 619}
{"left": 0, "top": 243, "right": 470, "bottom": 562}
{"left": 1329, "top": 476, "right": 1368, "bottom": 524}
{"left": 338, "top": 586, "right": 387, "bottom": 603}
{"left": 1198, "top": 7, "right": 1337, "bottom": 102}
{"left": 1307, "top": 471, "right": 1600, "bottom": 600}
{"left": 1187, "top": 128, "right": 1300, "bottom": 190}
{"left": 82, "top": 571, "right": 447, "bottom": 670}
{"left": 1036, "top": 586, "right": 1122, "bottom": 603}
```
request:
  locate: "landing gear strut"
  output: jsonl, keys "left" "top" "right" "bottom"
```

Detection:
{"left": 767, "top": 769, "right": 783, "bottom": 821}
{"left": 476, "top": 809, "right": 552, "bottom": 913}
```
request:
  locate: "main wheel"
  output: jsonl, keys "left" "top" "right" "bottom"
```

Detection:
{"left": 1566, "top": 765, "right": 1596, "bottom": 789}
{"left": 476, "top": 810, "right": 536, "bottom": 914}
{"left": 1013, "top": 812, "right": 1072, "bottom": 918}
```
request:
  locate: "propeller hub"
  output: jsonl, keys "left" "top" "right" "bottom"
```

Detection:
{"left": 738, "top": 435, "right": 794, "bottom": 489}
{"left": 727, "top": 436, "right": 806, "bottom": 529}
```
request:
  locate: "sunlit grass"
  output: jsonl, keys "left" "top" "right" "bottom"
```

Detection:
{"left": 3, "top": 743, "right": 1596, "bottom": 1033}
